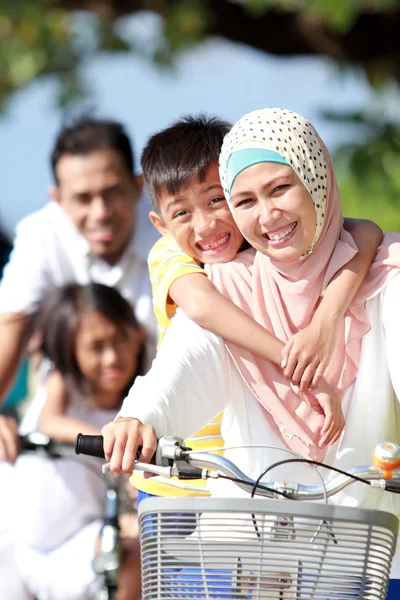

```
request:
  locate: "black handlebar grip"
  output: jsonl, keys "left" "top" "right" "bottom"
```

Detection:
{"left": 75, "top": 433, "right": 145, "bottom": 461}
{"left": 75, "top": 434, "right": 105, "bottom": 459}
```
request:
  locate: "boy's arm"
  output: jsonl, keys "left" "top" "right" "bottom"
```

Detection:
{"left": 39, "top": 371, "right": 100, "bottom": 443}
{"left": 282, "top": 219, "right": 383, "bottom": 391}
{"left": 169, "top": 273, "right": 284, "bottom": 365}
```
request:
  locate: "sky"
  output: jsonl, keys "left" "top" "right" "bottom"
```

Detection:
{"left": 0, "top": 11, "right": 387, "bottom": 239}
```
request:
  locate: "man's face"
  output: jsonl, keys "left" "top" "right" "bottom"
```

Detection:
{"left": 52, "top": 149, "right": 142, "bottom": 265}
{"left": 150, "top": 162, "right": 244, "bottom": 265}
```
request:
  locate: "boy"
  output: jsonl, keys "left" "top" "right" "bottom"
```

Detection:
{"left": 128, "top": 114, "right": 381, "bottom": 497}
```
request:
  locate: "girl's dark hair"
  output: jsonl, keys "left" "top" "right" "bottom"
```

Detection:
{"left": 39, "top": 283, "right": 145, "bottom": 399}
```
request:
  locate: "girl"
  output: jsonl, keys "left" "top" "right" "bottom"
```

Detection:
{"left": 15, "top": 283, "right": 144, "bottom": 600}
{"left": 38, "top": 283, "right": 145, "bottom": 442}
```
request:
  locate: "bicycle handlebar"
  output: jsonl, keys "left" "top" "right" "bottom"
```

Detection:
{"left": 20, "top": 432, "right": 76, "bottom": 458}
{"left": 74, "top": 433, "right": 150, "bottom": 464}
{"left": 75, "top": 433, "right": 105, "bottom": 459}
{"left": 75, "top": 434, "right": 400, "bottom": 500}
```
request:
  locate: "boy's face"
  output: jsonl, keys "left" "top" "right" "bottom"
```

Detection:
{"left": 150, "top": 163, "right": 244, "bottom": 264}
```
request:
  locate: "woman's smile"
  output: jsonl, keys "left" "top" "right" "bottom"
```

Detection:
{"left": 231, "top": 163, "right": 316, "bottom": 262}
{"left": 263, "top": 222, "right": 298, "bottom": 246}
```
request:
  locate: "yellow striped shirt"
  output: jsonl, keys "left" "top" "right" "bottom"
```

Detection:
{"left": 130, "top": 235, "right": 223, "bottom": 496}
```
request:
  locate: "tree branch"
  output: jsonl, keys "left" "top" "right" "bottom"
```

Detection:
{"left": 55, "top": 0, "right": 400, "bottom": 78}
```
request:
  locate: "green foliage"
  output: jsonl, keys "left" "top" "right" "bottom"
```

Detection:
{"left": 0, "top": 0, "right": 131, "bottom": 110}
{"left": 245, "top": 0, "right": 360, "bottom": 27}
{"left": 1, "top": 0, "right": 399, "bottom": 110}
{"left": 339, "top": 173, "right": 400, "bottom": 232}
{"left": 332, "top": 111, "right": 400, "bottom": 231}
{"left": 301, "top": 0, "right": 398, "bottom": 33}
{"left": 243, "top": 0, "right": 397, "bottom": 31}
{"left": 2, "top": 0, "right": 400, "bottom": 228}
{"left": 154, "top": 0, "right": 211, "bottom": 65}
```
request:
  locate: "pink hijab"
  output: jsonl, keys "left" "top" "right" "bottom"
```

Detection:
{"left": 209, "top": 108, "right": 400, "bottom": 459}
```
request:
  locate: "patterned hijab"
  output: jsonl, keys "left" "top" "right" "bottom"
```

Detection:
{"left": 208, "top": 108, "right": 400, "bottom": 458}
{"left": 220, "top": 108, "right": 331, "bottom": 255}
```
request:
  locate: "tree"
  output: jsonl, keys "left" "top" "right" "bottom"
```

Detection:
{"left": 2, "top": 0, "right": 400, "bottom": 110}
{"left": 329, "top": 110, "right": 400, "bottom": 230}
{"left": 2, "top": 0, "right": 400, "bottom": 228}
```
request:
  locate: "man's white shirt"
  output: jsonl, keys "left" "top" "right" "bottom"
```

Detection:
{"left": 0, "top": 195, "right": 158, "bottom": 431}
{"left": 0, "top": 197, "right": 158, "bottom": 339}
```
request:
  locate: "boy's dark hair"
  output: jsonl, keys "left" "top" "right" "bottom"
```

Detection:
{"left": 141, "top": 114, "right": 231, "bottom": 211}
{"left": 51, "top": 117, "right": 135, "bottom": 183}
{"left": 40, "top": 283, "right": 145, "bottom": 400}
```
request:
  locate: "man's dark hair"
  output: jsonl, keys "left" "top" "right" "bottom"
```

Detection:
{"left": 39, "top": 283, "right": 145, "bottom": 399}
{"left": 141, "top": 114, "right": 231, "bottom": 211}
{"left": 51, "top": 117, "right": 135, "bottom": 183}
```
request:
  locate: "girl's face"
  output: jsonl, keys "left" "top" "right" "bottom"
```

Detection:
{"left": 230, "top": 162, "right": 317, "bottom": 262}
{"left": 75, "top": 309, "right": 142, "bottom": 401}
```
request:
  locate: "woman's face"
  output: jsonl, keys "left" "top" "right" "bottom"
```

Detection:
{"left": 230, "top": 162, "right": 317, "bottom": 262}
{"left": 75, "top": 309, "right": 142, "bottom": 400}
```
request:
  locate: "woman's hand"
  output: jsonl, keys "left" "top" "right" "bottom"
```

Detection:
{"left": 102, "top": 417, "right": 157, "bottom": 477}
{"left": 281, "top": 317, "right": 339, "bottom": 392}
{"left": 312, "top": 385, "right": 345, "bottom": 448}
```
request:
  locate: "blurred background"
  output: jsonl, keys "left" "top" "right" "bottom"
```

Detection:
{"left": 2, "top": 4, "right": 400, "bottom": 594}
{"left": 2, "top": 0, "right": 400, "bottom": 239}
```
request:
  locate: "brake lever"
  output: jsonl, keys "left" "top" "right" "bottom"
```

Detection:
{"left": 102, "top": 461, "right": 173, "bottom": 478}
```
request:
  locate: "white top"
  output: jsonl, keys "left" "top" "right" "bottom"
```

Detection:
{"left": 14, "top": 402, "right": 118, "bottom": 553}
{"left": 12, "top": 404, "right": 118, "bottom": 600}
{"left": 0, "top": 197, "right": 158, "bottom": 338}
{"left": 119, "top": 274, "right": 400, "bottom": 577}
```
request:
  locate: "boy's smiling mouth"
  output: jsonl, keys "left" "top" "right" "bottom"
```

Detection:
{"left": 196, "top": 232, "right": 231, "bottom": 255}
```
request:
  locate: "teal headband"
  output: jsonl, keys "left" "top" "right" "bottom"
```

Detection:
{"left": 226, "top": 148, "right": 290, "bottom": 194}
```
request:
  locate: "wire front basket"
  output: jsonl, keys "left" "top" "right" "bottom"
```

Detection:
{"left": 138, "top": 497, "right": 398, "bottom": 599}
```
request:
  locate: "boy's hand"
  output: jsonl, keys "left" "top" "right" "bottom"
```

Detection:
{"left": 312, "top": 386, "right": 345, "bottom": 448}
{"left": 102, "top": 417, "right": 157, "bottom": 477}
{"left": 281, "top": 318, "right": 339, "bottom": 392}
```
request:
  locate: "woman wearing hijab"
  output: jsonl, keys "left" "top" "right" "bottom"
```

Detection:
{"left": 104, "top": 108, "right": 400, "bottom": 593}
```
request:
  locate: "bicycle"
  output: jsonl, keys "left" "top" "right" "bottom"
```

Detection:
{"left": 75, "top": 434, "right": 400, "bottom": 599}
{"left": 20, "top": 431, "right": 121, "bottom": 600}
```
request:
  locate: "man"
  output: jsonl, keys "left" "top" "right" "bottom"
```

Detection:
{"left": 0, "top": 116, "right": 158, "bottom": 462}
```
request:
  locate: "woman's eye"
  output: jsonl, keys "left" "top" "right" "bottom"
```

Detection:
{"left": 272, "top": 184, "right": 290, "bottom": 195}
{"left": 235, "top": 198, "right": 255, "bottom": 208}
{"left": 209, "top": 196, "right": 225, "bottom": 206}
